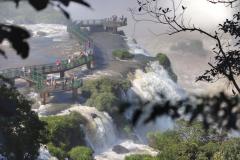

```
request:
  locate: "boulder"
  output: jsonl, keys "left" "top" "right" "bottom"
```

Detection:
{"left": 112, "top": 145, "right": 129, "bottom": 154}
{"left": 90, "top": 113, "right": 98, "bottom": 119}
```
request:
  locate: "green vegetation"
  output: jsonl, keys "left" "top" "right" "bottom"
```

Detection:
{"left": 81, "top": 77, "right": 131, "bottom": 112}
{"left": 41, "top": 112, "right": 93, "bottom": 159}
{"left": 155, "top": 53, "right": 177, "bottom": 82}
{"left": 81, "top": 77, "right": 132, "bottom": 137}
{"left": 68, "top": 146, "right": 93, "bottom": 160}
{"left": 112, "top": 49, "right": 134, "bottom": 60}
{"left": 86, "top": 92, "right": 117, "bottom": 111}
{"left": 0, "top": 81, "right": 47, "bottom": 160}
{"left": 125, "top": 120, "right": 240, "bottom": 160}
{"left": 125, "top": 154, "right": 156, "bottom": 160}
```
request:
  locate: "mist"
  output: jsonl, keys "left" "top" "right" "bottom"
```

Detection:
{"left": 67, "top": 0, "right": 232, "bottom": 55}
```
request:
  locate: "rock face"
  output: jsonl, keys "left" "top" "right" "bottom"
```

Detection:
{"left": 112, "top": 145, "right": 130, "bottom": 154}
{"left": 155, "top": 53, "right": 178, "bottom": 82}
{"left": 91, "top": 113, "right": 98, "bottom": 119}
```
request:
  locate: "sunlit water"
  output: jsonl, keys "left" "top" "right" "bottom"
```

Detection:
{"left": 0, "top": 24, "right": 75, "bottom": 69}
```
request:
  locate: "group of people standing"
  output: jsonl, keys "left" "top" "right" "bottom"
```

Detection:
{"left": 107, "top": 15, "right": 127, "bottom": 24}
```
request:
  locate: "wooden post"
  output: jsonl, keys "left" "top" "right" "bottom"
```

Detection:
{"left": 86, "top": 61, "right": 91, "bottom": 70}
{"left": 60, "top": 71, "right": 65, "bottom": 78}
{"left": 72, "top": 88, "right": 78, "bottom": 99}
{"left": 41, "top": 92, "right": 48, "bottom": 105}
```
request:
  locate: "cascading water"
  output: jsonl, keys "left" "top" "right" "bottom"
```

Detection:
{"left": 126, "top": 61, "right": 187, "bottom": 143}
{"left": 56, "top": 105, "right": 158, "bottom": 160}
{"left": 38, "top": 37, "right": 186, "bottom": 160}
{"left": 59, "top": 105, "right": 118, "bottom": 153}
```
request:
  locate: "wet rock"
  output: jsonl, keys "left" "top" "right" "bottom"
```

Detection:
{"left": 91, "top": 113, "right": 98, "bottom": 119}
{"left": 112, "top": 145, "right": 129, "bottom": 154}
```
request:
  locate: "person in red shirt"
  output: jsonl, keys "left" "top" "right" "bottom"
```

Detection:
{"left": 56, "top": 59, "right": 61, "bottom": 70}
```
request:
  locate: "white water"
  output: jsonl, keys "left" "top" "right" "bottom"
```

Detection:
{"left": 20, "top": 24, "right": 67, "bottom": 39}
{"left": 59, "top": 105, "right": 118, "bottom": 153}
{"left": 126, "top": 61, "right": 187, "bottom": 143}
{"left": 95, "top": 140, "right": 158, "bottom": 160}
{"left": 57, "top": 105, "right": 158, "bottom": 160}
{"left": 35, "top": 56, "right": 185, "bottom": 160}
{"left": 126, "top": 37, "right": 151, "bottom": 57}
{"left": 131, "top": 61, "right": 185, "bottom": 101}
{"left": 38, "top": 146, "right": 57, "bottom": 160}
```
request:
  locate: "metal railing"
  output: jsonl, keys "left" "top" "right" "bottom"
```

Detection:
{"left": 0, "top": 55, "right": 93, "bottom": 79}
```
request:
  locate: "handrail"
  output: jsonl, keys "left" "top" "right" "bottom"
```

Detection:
{"left": 0, "top": 20, "right": 95, "bottom": 92}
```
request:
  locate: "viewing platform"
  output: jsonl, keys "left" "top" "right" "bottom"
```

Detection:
{"left": 71, "top": 16, "right": 127, "bottom": 33}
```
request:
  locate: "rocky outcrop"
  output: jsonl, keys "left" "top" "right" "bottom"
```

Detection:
{"left": 155, "top": 53, "right": 178, "bottom": 82}
{"left": 112, "top": 145, "right": 130, "bottom": 154}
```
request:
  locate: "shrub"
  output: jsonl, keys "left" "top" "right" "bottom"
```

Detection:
{"left": 125, "top": 154, "right": 155, "bottom": 160}
{"left": 81, "top": 77, "right": 131, "bottom": 112}
{"left": 86, "top": 92, "right": 117, "bottom": 112}
{"left": 47, "top": 143, "right": 67, "bottom": 159}
{"left": 68, "top": 146, "right": 93, "bottom": 160}
{"left": 42, "top": 112, "right": 87, "bottom": 158}
{"left": 112, "top": 49, "right": 134, "bottom": 60}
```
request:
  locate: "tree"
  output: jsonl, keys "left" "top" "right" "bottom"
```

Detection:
{"left": 0, "top": 1, "right": 91, "bottom": 159}
{"left": 131, "top": 0, "right": 240, "bottom": 94}
{"left": 0, "top": 80, "right": 47, "bottom": 160}
{"left": 131, "top": 120, "right": 229, "bottom": 160}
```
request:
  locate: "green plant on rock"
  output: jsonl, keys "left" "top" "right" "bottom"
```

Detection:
{"left": 47, "top": 143, "right": 67, "bottom": 159}
{"left": 155, "top": 53, "right": 177, "bottom": 82}
{"left": 68, "top": 146, "right": 93, "bottom": 160}
{"left": 86, "top": 92, "right": 117, "bottom": 112}
{"left": 112, "top": 49, "right": 134, "bottom": 60}
{"left": 41, "top": 112, "right": 87, "bottom": 159}
{"left": 81, "top": 77, "right": 131, "bottom": 113}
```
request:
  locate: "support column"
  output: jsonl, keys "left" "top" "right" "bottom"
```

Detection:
{"left": 41, "top": 92, "right": 49, "bottom": 105}
{"left": 113, "top": 27, "right": 117, "bottom": 33}
{"left": 60, "top": 71, "right": 65, "bottom": 78}
{"left": 72, "top": 88, "right": 78, "bottom": 99}
{"left": 29, "top": 81, "right": 33, "bottom": 87}
{"left": 86, "top": 61, "right": 91, "bottom": 70}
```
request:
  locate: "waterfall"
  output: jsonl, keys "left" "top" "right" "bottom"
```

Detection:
{"left": 63, "top": 106, "right": 118, "bottom": 153}
{"left": 131, "top": 61, "right": 185, "bottom": 101}
{"left": 59, "top": 105, "right": 158, "bottom": 160}
{"left": 126, "top": 61, "right": 187, "bottom": 143}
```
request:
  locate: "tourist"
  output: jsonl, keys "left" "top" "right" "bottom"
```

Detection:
{"left": 50, "top": 75, "right": 54, "bottom": 86}
{"left": 22, "top": 66, "right": 25, "bottom": 76}
{"left": 54, "top": 79, "right": 57, "bottom": 88}
{"left": 28, "top": 68, "right": 31, "bottom": 75}
{"left": 68, "top": 56, "right": 71, "bottom": 64}
{"left": 56, "top": 59, "right": 61, "bottom": 70}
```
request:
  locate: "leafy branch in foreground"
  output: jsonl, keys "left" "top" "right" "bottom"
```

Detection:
{"left": 121, "top": 92, "right": 240, "bottom": 131}
{"left": 131, "top": 0, "right": 240, "bottom": 94}
{"left": 0, "top": 0, "right": 91, "bottom": 59}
